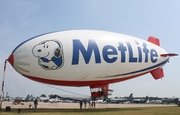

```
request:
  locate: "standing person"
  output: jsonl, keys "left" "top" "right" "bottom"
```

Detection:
{"left": 88, "top": 101, "right": 91, "bottom": 108}
{"left": 79, "top": 101, "right": 83, "bottom": 111}
{"left": 91, "top": 101, "right": 94, "bottom": 108}
{"left": 84, "top": 100, "right": 87, "bottom": 108}
{"left": 34, "top": 99, "right": 38, "bottom": 111}
{"left": 93, "top": 101, "right": 96, "bottom": 108}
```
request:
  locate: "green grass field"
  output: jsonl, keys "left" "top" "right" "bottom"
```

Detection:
{"left": 1, "top": 106, "right": 180, "bottom": 115}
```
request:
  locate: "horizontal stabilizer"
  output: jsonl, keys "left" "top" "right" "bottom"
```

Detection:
{"left": 161, "top": 53, "right": 178, "bottom": 57}
{"left": 148, "top": 36, "right": 160, "bottom": 46}
{"left": 150, "top": 68, "right": 164, "bottom": 80}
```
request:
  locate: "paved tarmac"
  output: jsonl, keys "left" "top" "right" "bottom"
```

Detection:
{"left": 1, "top": 102, "right": 176, "bottom": 109}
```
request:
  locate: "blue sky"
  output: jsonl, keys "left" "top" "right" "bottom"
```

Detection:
{"left": 0, "top": 0, "right": 179, "bottom": 98}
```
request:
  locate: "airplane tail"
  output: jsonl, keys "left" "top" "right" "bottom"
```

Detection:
{"left": 148, "top": 36, "right": 178, "bottom": 80}
{"left": 144, "top": 96, "right": 148, "bottom": 102}
{"left": 128, "top": 93, "right": 133, "bottom": 103}
{"left": 128, "top": 93, "right": 133, "bottom": 100}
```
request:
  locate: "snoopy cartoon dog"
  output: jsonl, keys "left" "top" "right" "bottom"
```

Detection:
{"left": 32, "top": 40, "right": 64, "bottom": 70}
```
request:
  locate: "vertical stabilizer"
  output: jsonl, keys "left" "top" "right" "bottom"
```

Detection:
{"left": 128, "top": 93, "right": 133, "bottom": 102}
{"left": 148, "top": 36, "right": 164, "bottom": 79}
{"left": 150, "top": 68, "right": 164, "bottom": 80}
{"left": 148, "top": 36, "right": 160, "bottom": 46}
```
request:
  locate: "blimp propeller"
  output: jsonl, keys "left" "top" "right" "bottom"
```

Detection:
{"left": 6, "top": 30, "right": 178, "bottom": 99}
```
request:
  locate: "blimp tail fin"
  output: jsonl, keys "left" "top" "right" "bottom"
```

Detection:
{"left": 148, "top": 36, "right": 178, "bottom": 57}
{"left": 150, "top": 68, "right": 164, "bottom": 80}
{"left": 161, "top": 53, "right": 178, "bottom": 57}
{"left": 148, "top": 35, "right": 169, "bottom": 79}
{"left": 148, "top": 36, "right": 178, "bottom": 79}
{"left": 148, "top": 36, "right": 160, "bottom": 46}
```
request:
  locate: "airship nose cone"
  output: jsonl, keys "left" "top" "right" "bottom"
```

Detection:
{"left": 8, "top": 54, "right": 14, "bottom": 66}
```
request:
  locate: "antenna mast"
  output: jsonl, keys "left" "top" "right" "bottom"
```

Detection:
{"left": 0, "top": 59, "right": 7, "bottom": 110}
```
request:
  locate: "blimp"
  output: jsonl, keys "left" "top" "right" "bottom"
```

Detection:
{"left": 8, "top": 30, "right": 177, "bottom": 98}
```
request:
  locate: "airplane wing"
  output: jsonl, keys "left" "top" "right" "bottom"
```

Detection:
{"left": 59, "top": 95, "right": 92, "bottom": 102}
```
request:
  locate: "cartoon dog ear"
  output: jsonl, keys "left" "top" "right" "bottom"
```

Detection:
{"left": 39, "top": 40, "right": 47, "bottom": 45}
{"left": 54, "top": 47, "right": 61, "bottom": 58}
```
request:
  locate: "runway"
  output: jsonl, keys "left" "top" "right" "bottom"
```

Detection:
{"left": 1, "top": 102, "right": 176, "bottom": 109}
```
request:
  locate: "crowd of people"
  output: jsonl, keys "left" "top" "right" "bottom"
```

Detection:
{"left": 79, "top": 100, "right": 96, "bottom": 111}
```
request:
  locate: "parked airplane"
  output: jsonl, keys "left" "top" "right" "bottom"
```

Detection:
{"left": 161, "top": 97, "right": 178, "bottom": 104}
{"left": 22, "top": 95, "right": 34, "bottom": 102}
{"left": 177, "top": 99, "right": 180, "bottom": 106}
{"left": 59, "top": 95, "right": 92, "bottom": 102}
{"left": 7, "top": 30, "right": 178, "bottom": 99}
{"left": 133, "top": 96, "right": 149, "bottom": 103}
{"left": 110, "top": 93, "right": 133, "bottom": 103}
